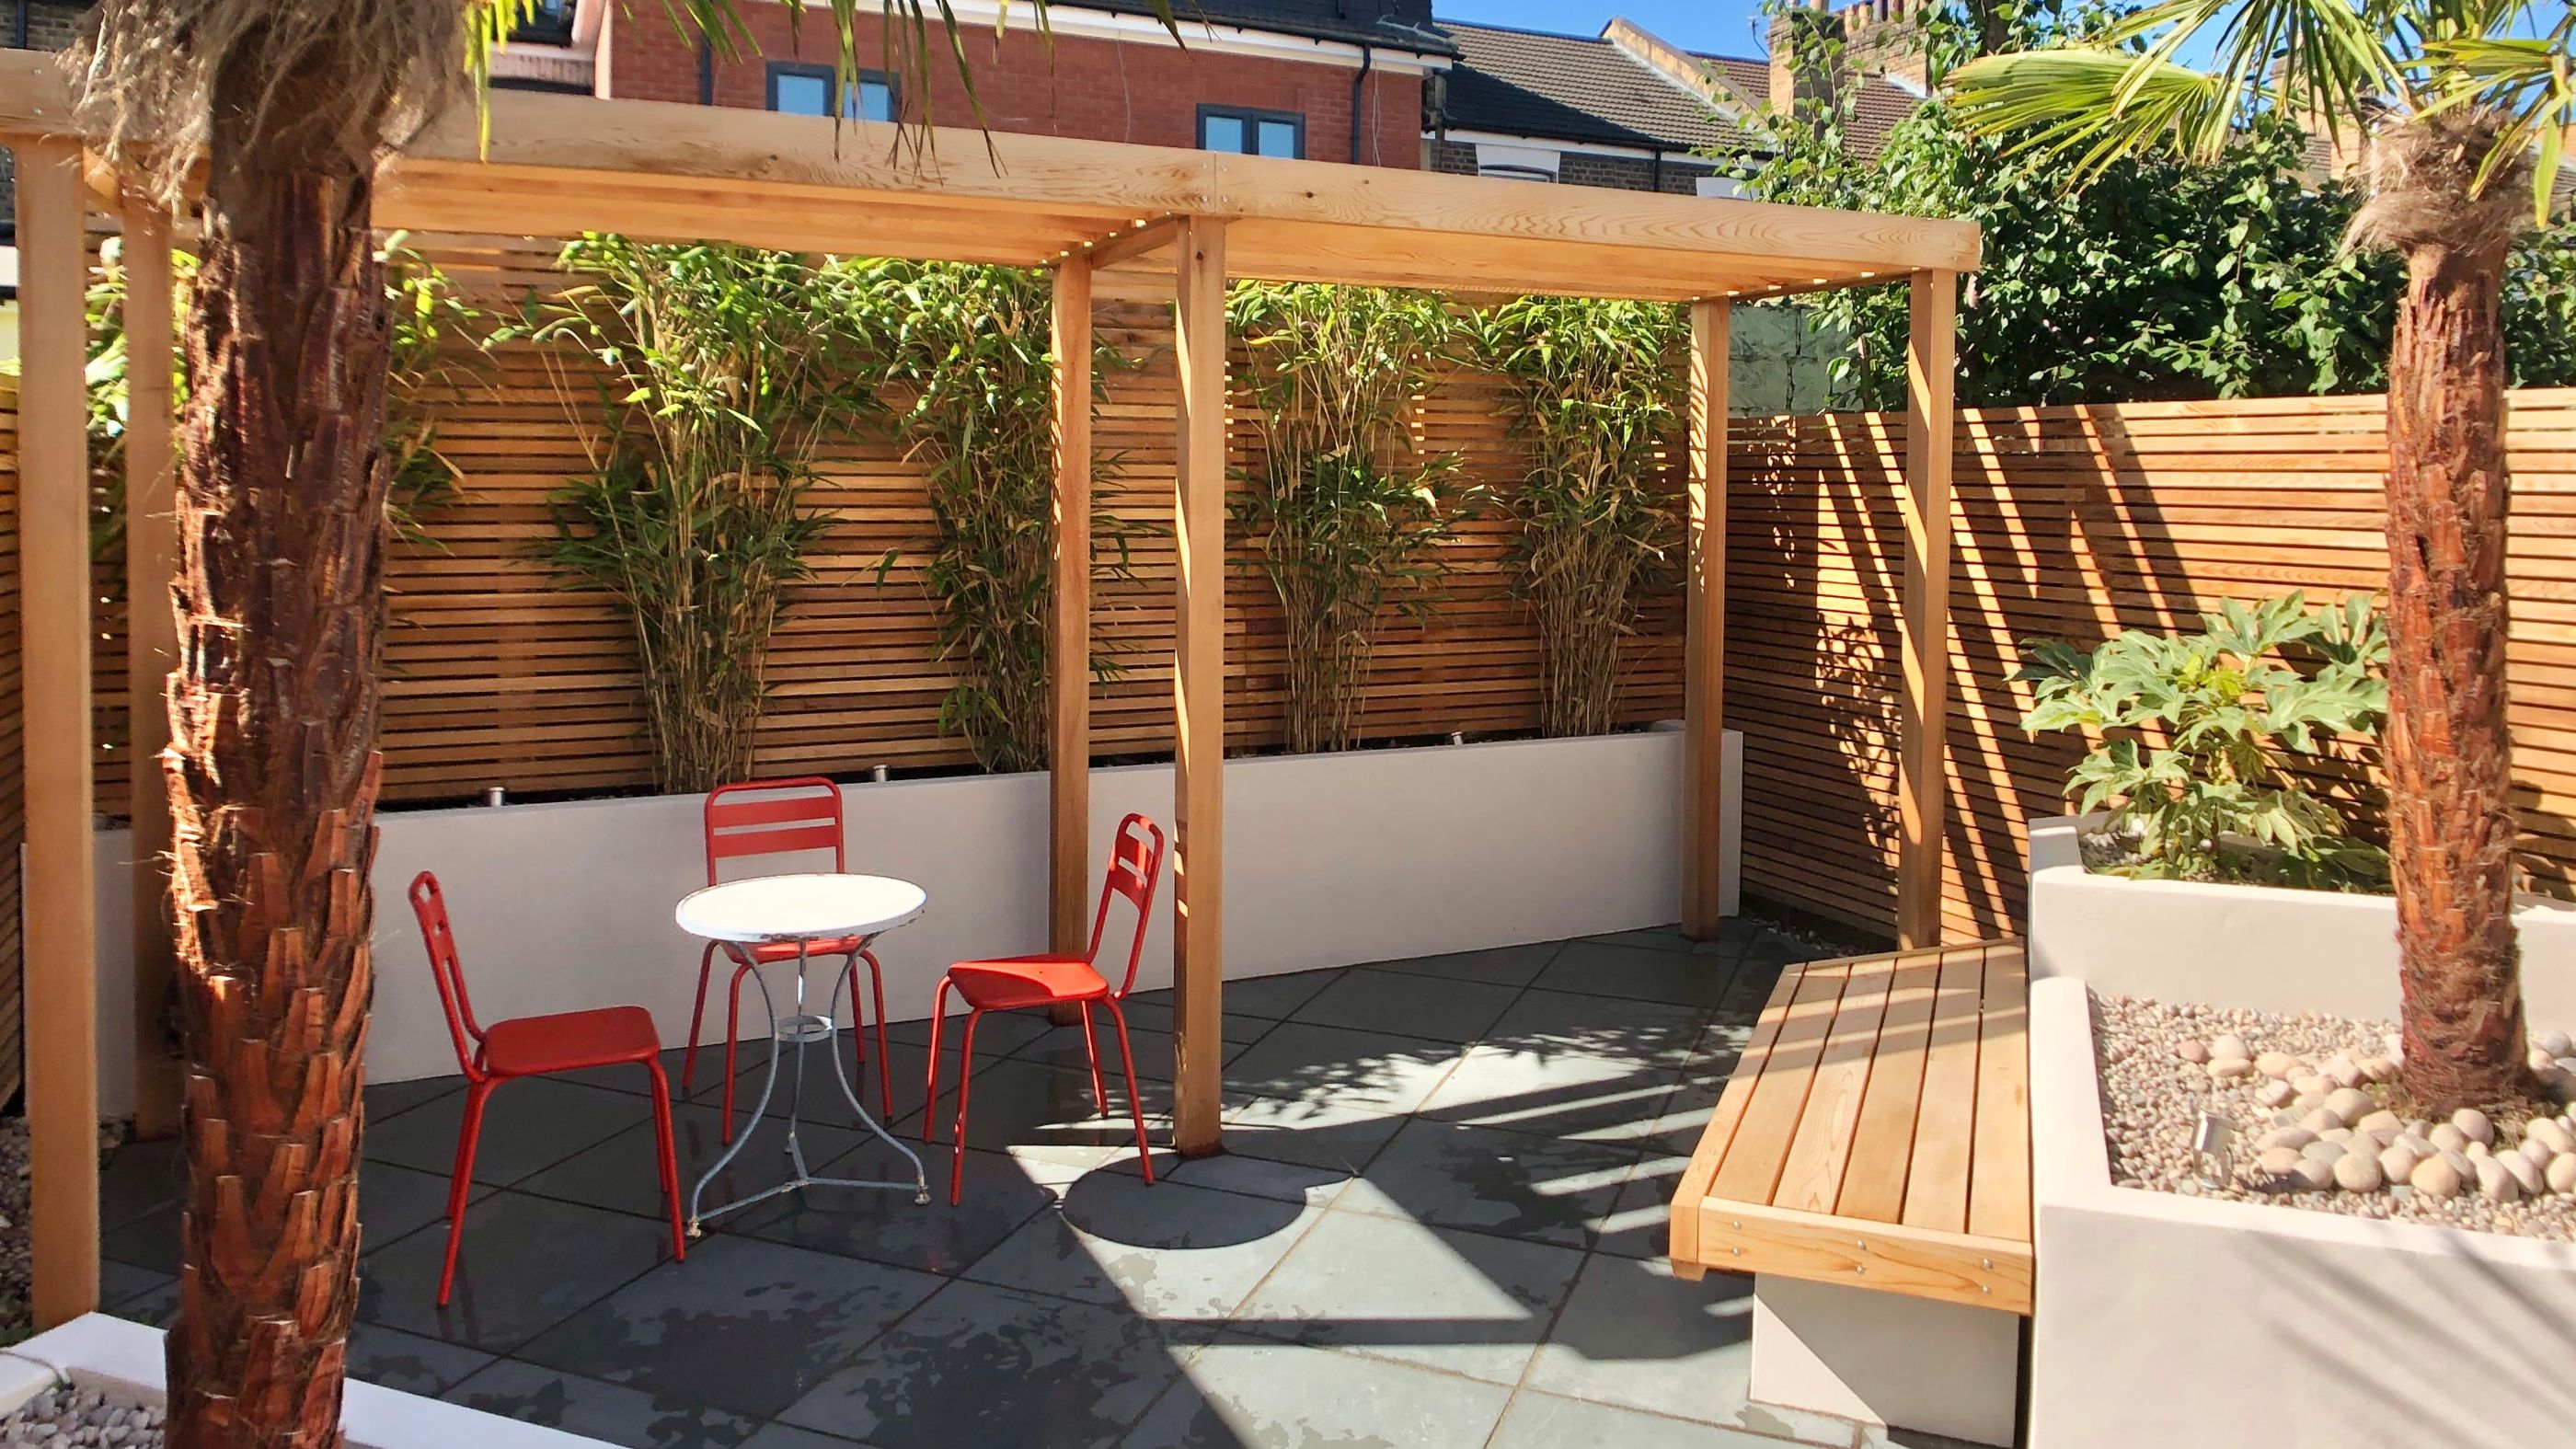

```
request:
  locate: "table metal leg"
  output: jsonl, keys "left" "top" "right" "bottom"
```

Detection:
{"left": 687, "top": 936, "right": 930, "bottom": 1238}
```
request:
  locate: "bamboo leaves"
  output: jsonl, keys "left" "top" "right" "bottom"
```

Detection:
{"left": 1228, "top": 282, "right": 1474, "bottom": 754}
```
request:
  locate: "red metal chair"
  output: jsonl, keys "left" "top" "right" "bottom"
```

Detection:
{"left": 682, "top": 777, "right": 894, "bottom": 1142}
{"left": 408, "top": 871, "right": 684, "bottom": 1305}
{"left": 924, "top": 812, "right": 1165, "bottom": 1204}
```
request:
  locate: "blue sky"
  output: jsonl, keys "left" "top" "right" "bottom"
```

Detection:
{"left": 1433, "top": 2, "right": 1778, "bottom": 57}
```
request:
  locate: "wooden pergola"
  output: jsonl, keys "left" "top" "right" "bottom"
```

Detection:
{"left": 0, "top": 52, "right": 1979, "bottom": 1328}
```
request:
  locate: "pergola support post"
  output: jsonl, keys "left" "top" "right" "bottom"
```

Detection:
{"left": 17, "top": 136, "right": 100, "bottom": 1328}
{"left": 1895, "top": 270, "right": 1959, "bottom": 949}
{"left": 123, "top": 198, "right": 183, "bottom": 1139}
{"left": 1170, "top": 215, "right": 1227, "bottom": 1157}
{"left": 1049, "top": 256, "right": 1095, "bottom": 960}
{"left": 1683, "top": 298, "right": 1731, "bottom": 941}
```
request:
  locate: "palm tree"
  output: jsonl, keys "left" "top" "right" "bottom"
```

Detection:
{"left": 63, "top": 3, "right": 1133, "bottom": 1442}
{"left": 1950, "top": 1, "right": 2573, "bottom": 1113}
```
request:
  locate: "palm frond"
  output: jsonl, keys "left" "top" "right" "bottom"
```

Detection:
{"left": 2418, "top": 34, "right": 2576, "bottom": 216}
{"left": 1951, "top": 49, "right": 2235, "bottom": 179}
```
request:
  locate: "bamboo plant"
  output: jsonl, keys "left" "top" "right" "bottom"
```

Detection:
{"left": 837, "top": 259, "right": 1125, "bottom": 774}
{"left": 514, "top": 236, "right": 855, "bottom": 793}
{"left": 1228, "top": 282, "right": 1474, "bottom": 753}
{"left": 1469, "top": 296, "right": 1685, "bottom": 738}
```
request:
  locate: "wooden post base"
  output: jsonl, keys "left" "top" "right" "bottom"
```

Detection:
{"left": 1750, "top": 1275, "right": 2018, "bottom": 1447}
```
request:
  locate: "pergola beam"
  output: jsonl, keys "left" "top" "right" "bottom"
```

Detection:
{"left": 1074, "top": 215, "right": 1185, "bottom": 271}
{"left": 1169, "top": 216, "right": 1228, "bottom": 1157}
{"left": 1896, "top": 270, "right": 1961, "bottom": 949}
{"left": 16, "top": 135, "right": 99, "bottom": 1328}
{"left": 122, "top": 197, "right": 184, "bottom": 1139}
{"left": 1050, "top": 257, "right": 1095, "bottom": 958}
{"left": 1683, "top": 299, "right": 1730, "bottom": 940}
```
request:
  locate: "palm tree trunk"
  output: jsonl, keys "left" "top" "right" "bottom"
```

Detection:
{"left": 2385, "top": 222, "right": 2530, "bottom": 1114}
{"left": 164, "top": 59, "right": 394, "bottom": 1449}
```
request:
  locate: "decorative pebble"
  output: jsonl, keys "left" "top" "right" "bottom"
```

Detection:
{"left": 2177, "top": 1041, "right": 2210, "bottom": 1064}
{"left": 2289, "top": 1073, "right": 2331, "bottom": 1098}
{"left": 2356, "top": 1109, "right": 2404, "bottom": 1135}
{"left": 2324, "top": 1056, "right": 2365, "bottom": 1090}
{"left": 2288, "top": 1157, "right": 2337, "bottom": 1192}
{"left": 2256, "top": 1126, "right": 2315, "bottom": 1152}
{"left": 2255, "top": 1079, "right": 2296, "bottom": 1109}
{"left": 2325, "top": 1087, "right": 2375, "bottom": 1124}
{"left": 2540, "top": 1029, "right": 2573, "bottom": 1058}
{"left": 2209, "top": 1057, "right": 2255, "bottom": 1081}
{"left": 2454, "top": 1108, "right": 2496, "bottom": 1146}
{"left": 2211, "top": 1034, "right": 2249, "bottom": 1061}
{"left": 2256, "top": 1052, "right": 2300, "bottom": 1081}
{"left": 2531, "top": 1118, "right": 2575, "bottom": 1156}
{"left": 2412, "top": 1156, "right": 2465, "bottom": 1200}
{"left": 2431, "top": 1122, "right": 2469, "bottom": 1155}
{"left": 2334, "top": 1152, "right": 2384, "bottom": 1192}
{"left": 2257, "top": 1146, "right": 2306, "bottom": 1177}
{"left": 2378, "top": 1143, "right": 2421, "bottom": 1185}
{"left": 2360, "top": 1056, "right": 2398, "bottom": 1084}
{"left": 2478, "top": 1156, "right": 2524, "bottom": 1203}
{"left": 2549, "top": 1155, "right": 2576, "bottom": 1194}
{"left": 2500, "top": 1149, "right": 2547, "bottom": 1196}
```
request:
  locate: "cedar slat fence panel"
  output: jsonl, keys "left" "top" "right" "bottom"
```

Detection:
{"left": 1727, "top": 388, "right": 2576, "bottom": 941}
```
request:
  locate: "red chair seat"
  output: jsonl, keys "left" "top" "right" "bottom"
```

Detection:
{"left": 480, "top": 1006, "right": 663, "bottom": 1077}
{"left": 946, "top": 955, "right": 1110, "bottom": 1010}
{"left": 739, "top": 935, "right": 867, "bottom": 964}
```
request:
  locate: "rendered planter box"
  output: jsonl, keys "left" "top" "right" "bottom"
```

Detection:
{"left": 3, "top": 1315, "right": 610, "bottom": 1449}
{"left": 2024, "top": 814, "right": 2576, "bottom": 1448}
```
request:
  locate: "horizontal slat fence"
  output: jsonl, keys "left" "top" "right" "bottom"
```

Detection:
{"left": 74, "top": 234, "right": 1687, "bottom": 814}
{"left": 1728, "top": 388, "right": 2576, "bottom": 941}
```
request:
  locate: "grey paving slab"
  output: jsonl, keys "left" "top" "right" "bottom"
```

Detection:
{"left": 1284, "top": 969, "right": 1524, "bottom": 1043}
{"left": 1006, "top": 1019, "right": 1194, "bottom": 1084}
{"left": 776, "top": 1281, "right": 1189, "bottom": 1449}
{"left": 96, "top": 1137, "right": 183, "bottom": 1233}
{"left": 1219, "top": 1023, "right": 1466, "bottom": 1116}
{"left": 444, "top": 1357, "right": 761, "bottom": 1449}
{"left": 963, "top": 1174, "right": 1321, "bottom": 1320}
{"left": 1489, "top": 1390, "right": 1800, "bottom": 1449}
{"left": 1121, "top": 1334, "right": 1516, "bottom": 1447}
{"left": 345, "top": 1322, "right": 498, "bottom": 1397}
{"left": 1217, "top": 1094, "right": 1409, "bottom": 1173}
{"left": 1160, "top": 1151, "right": 1354, "bottom": 1206}
{"left": 1596, "top": 1153, "right": 1690, "bottom": 1261}
{"left": 730, "top": 1144, "right": 1054, "bottom": 1276}
{"left": 513, "top": 1235, "right": 944, "bottom": 1420}
{"left": 365, "top": 1074, "right": 466, "bottom": 1124}
{"left": 360, "top": 1190, "right": 676, "bottom": 1353}
{"left": 515, "top": 1101, "right": 865, "bottom": 1225}
{"left": 1228, "top": 1209, "right": 1583, "bottom": 1386}
{"left": 909, "top": 1057, "right": 1170, "bottom": 1156}
{"left": 1485, "top": 988, "right": 1715, "bottom": 1071}
{"left": 1417, "top": 1042, "right": 1685, "bottom": 1145}
{"left": 1333, "top": 1117, "right": 1639, "bottom": 1249}
{"left": 1524, "top": 1253, "right": 1806, "bottom": 1434}
{"left": 1110, "top": 997, "right": 1275, "bottom": 1045}
{"left": 1534, "top": 941, "right": 1743, "bottom": 1010}
{"left": 1353, "top": 940, "right": 1561, "bottom": 985}
{"left": 364, "top": 1075, "right": 653, "bottom": 1188}
{"left": 884, "top": 1008, "right": 1054, "bottom": 1058}
{"left": 1131, "top": 968, "right": 1342, "bottom": 1021}
{"left": 739, "top": 1423, "right": 876, "bottom": 1449}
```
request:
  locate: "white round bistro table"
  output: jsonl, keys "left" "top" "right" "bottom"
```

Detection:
{"left": 675, "top": 873, "right": 932, "bottom": 1233}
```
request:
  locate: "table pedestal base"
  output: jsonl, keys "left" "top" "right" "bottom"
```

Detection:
{"left": 687, "top": 939, "right": 929, "bottom": 1235}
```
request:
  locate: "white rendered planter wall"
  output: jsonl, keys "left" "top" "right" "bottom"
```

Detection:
{"left": 2024, "top": 814, "right": 2576, "bottom": 1448}
{"left": 1, "top": 1315, "right": 612, "bottom": 1449}
{"left": 86, "top": 730, "right": 1741, "bottom": 1110}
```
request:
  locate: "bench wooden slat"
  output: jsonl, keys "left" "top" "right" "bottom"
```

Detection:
{"left": 1899, "top": 945, "right": 1988, "bottom": 1234}
{"left": 1694, "top": 1196, "right": 2033, "bottom": 1314}
{"left": 1708, "top": 964, "right": 1850, "bottom": 1205}
{"left": 1669, "top": 961, "right": 1808, "bottom": 1277}
{"left": 1968, "top": 952, "right": 2032, "bottom": 1243}
{"left": 1774, "top": 956, "right": 1893, "bottom": 1213}
{"left": 1833, "top": 953, "right": 1942, "bottom": 1221}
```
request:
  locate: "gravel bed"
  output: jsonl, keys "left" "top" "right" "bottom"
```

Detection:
{"left": 0, "top": 1386, "right": 164, "bottom": 1447}
{"left": 2, "top": 1117, "right": 28, "bottom": 1346}
{"left": 2097, "top": 995, "right": 2576, "bottom": 1240}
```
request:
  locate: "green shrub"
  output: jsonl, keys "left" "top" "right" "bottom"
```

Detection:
{"left": 2017, "top": 592, "right": 2390, "bottom": 889}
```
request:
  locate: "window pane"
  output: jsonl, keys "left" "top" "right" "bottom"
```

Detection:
{"left": 772, "top": 73, "right": 831, "bottom": 116}
{"left": 1201, "top": 114, "right": 1245, "bottom": 154}
{"left": 1256, "top": 119, "right": 1299, "bottom": 158}
{"left": 851, "top": 79, "right": 894, "bottom": 122}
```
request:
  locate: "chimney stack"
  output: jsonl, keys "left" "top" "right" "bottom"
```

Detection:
{"left": 1766, "top": 0, "right": 1932, "bottom": 115}
{"left": 1765, "top": 0, "right": 1842, "bottom": 117}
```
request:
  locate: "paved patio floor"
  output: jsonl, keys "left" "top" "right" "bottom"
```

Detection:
{"left": 96, "top": 919, "right": 1983, "bottom": 1449}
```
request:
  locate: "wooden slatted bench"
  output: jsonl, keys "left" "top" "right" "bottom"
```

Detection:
{"left": 1669, "top": 938, "right": 2031, "bottom": 1448}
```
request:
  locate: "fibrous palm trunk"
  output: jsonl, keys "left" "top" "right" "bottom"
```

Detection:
{"left": 2375, "top": 116, "right": 2534, "bottom": 1114}
{"left": 163, "top": 56, "right": 395, "bottom": 1449}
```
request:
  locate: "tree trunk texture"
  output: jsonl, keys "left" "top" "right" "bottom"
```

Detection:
{"left": 2386, "top": 230, "right": 2530, "bottom": 1115}
{"left": 163, "top": 63, "right": 395, "bottom": 1449}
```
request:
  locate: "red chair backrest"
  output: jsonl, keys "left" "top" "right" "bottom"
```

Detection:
{"left": 705, "top": 776, "right": 847, "bottom": 884}
{"left": 408, "top": 871, "right": 489, "bottom": 1079}
{"left": 1090, "top": 813, "right": 1167, "bottom": 998}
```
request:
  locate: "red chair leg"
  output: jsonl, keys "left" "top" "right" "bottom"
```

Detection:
{"left": 923, "top": 977, "right": 954, "bottom": 1144}
{"left": 863, "top": 949, "right": 894, "bottom": 1121}
{"left": 1078, "top": 1001, "right": 1109, "bottom": 1115}
{"left": 1102, "top": 998, "right": 1156, "bottom": 1186}
{"left": 842, "top": 956, "right": 868, "bottom": 1111}
{"left": 949, "top": 1007, "right": 985, "bottom": 1204}
{"left": 682, "top": 941, "right": 718, "bottom": 1093}
{"left": 645, "top": 1059, "right": 687, "bottom": 1262}
{"left": 438, "top": 1080, "right": 495, "bottom": 1306}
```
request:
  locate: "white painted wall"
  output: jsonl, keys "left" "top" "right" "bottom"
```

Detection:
{"left": 88, "top": 730, "right": 1741, "bottom": 1110}
{"left": 2025, "top": 812, "right": 2576, "bottom": 1023}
